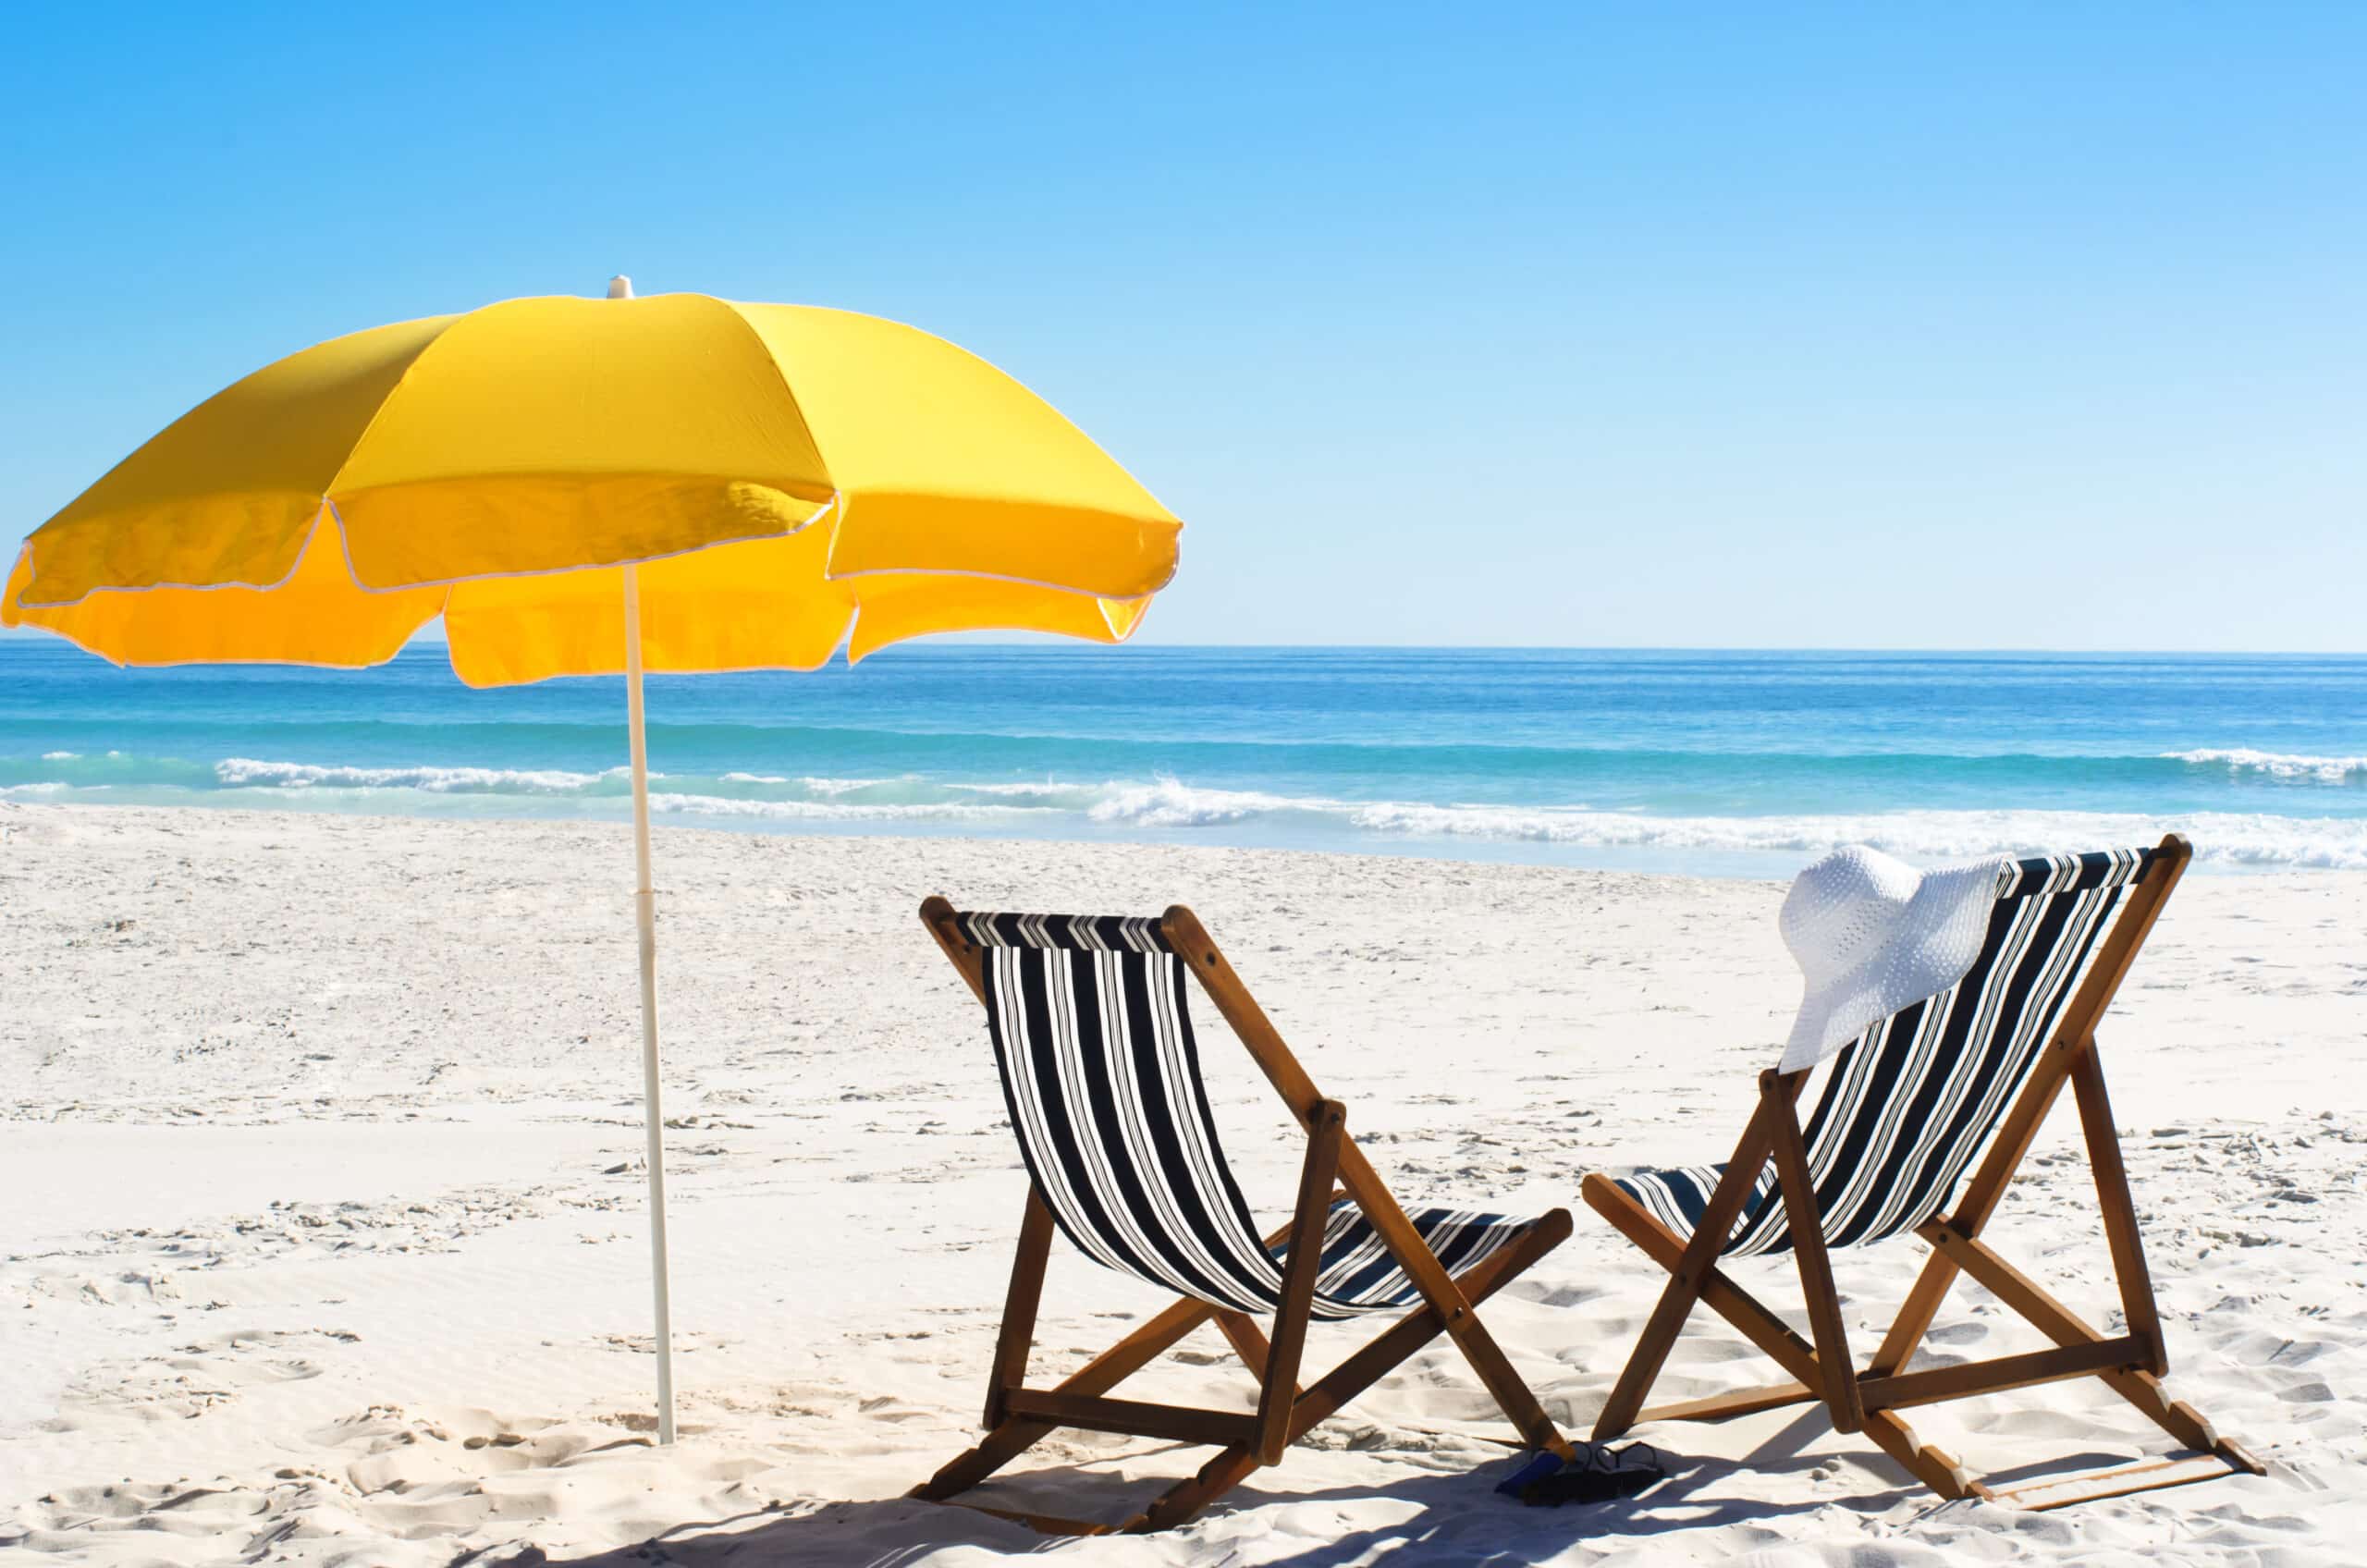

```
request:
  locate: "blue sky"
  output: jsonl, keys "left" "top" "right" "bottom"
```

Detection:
{"left": 4, "top": 3, "right": 2361, "bottom": 650}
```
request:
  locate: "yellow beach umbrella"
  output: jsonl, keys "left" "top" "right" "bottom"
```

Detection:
{"left": 3, "top": 277, "right": 1181, "bottom": 1441}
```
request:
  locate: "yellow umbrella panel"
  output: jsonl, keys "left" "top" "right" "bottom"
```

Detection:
{"left": 2, "top": 281, "right": 1182, "bottom": 1441}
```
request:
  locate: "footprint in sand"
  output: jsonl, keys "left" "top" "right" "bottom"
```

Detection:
{"left": 61, "top": 1328, "right": 359, "bottom": 1422}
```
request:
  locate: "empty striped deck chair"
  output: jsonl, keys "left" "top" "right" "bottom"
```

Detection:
{"left": 911, "top": 898, "right": 1576, "bottom": 1534}
{"left": 1584, "top": 834, "right": 2264, "bottom": 1509}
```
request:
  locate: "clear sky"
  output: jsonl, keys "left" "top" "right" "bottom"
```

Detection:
{"left": 4, "top": 3, "right": 2361, "bottom": 650}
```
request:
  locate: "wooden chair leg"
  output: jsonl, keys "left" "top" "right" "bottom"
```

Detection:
{"left": 1437, "top": 1207, "right": 1577, "bottom": 1457}
{"left": 1329, "top": 1155, "right": 1569, "bottom": 1458}
{"left": 1763, "top": 1071, "right": 1864, "bottom": 1432}
{"left": 1860, "top": 1409, "right": 1986, "bottom": 1501}
{"left": 924, "top": 1185, "right": 1556, "bottom": 1526}
{"left": 2070, "top": 1041, "right": 2168, "bottom": 1377}
{"left": 1256, "top": 1100, "right": 1344, "bottom": 1464}
{"left": 1866, "top": 1242, "right": 1962, "bottom": 1380}
{"left": 1134, "top": 1445, "right": 1260, "bottom": 1534}
{"left": 1921, "top": 1220, "right": 2263, "bottom": 1476}
{"left": 1212, "top": 1310, "right": 1277, "bottom": 1378}
{"left": 912, "top": 1290, "right": 1220, "bottom": 1502}
{"left": 1132, "top": 1206, "right": 1576, "bottom": 1532}
{"left": 1298, "top": 1208, "right": 1572, "bottom": 1439}
{"left": 1589, "top": 1095, "right": 1782, "bottom": 1439}
{"left": 922, "top": 1192, "right": 1340, "bottom": 1507}
{"left": 1437, "top": 1291, "right": 1571, "bottom": 1456}
{"left": 983, "top": 1192, "right": 1054, "bottom": 1427}
{"left": 1865, "top": 1060, "right": 2078, "bottom": 1375}
{"left": 1585, "top": 1170, "right": 1979, "bottom": 1497}
{"left": 1586, "top": 1173, "right": 1818, "bottom": 1386}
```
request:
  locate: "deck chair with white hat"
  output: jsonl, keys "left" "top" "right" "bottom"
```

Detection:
{"left": 1581, "top": 832, "right": 2264, "bottom": 1508}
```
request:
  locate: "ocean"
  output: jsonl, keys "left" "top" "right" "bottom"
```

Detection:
{"left": 4, "top": 641, "right": 2364, "bottom": 877}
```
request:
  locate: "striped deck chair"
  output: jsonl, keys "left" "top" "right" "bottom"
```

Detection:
{"left": 1584, "top": 834, "right": 2264, "bottom": 1509}
{"left": 911, "top": 898, "right": 1576, "bottom": 1534}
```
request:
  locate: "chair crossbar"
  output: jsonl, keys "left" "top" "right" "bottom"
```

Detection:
{"left": 1858, "top": 1337, "right": 2142, "bottom": 1412}
{"left": 1637, "top": 1378, "right": 1815, "bottom": 1425}
{"left": 1000, "top": 1390, "right": 1257, "bottom": 1447}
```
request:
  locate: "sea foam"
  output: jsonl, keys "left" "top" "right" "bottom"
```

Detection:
{"left": 214, "top": 758, "right": 632, "bottom": 793}
{"left": 9, "top": 753, "right": 2365, "bottom": 872}
{"left": 2165, "top": 749, "right": 2367, "bottom": 783}
{"left": 1341, "top": 801, "right": 2367, "bottom": 869}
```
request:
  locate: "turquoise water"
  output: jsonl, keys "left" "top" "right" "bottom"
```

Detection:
{"left": 5, "top": 642, "right": 2365, "bottom": 876}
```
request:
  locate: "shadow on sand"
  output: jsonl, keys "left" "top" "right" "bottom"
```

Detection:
{"left": 535, "top": 1410, "right": 1949, "bottom": 1568}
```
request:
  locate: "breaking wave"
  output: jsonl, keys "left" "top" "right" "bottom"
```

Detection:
{"left": 212, "top": 758, "right": 633, "bottom": 793}
{"left": 2165, "top": 749, "right": 2367, "bottom": 783}
{"left": 7, "top": 753, "right": 2363, "bottom": 870}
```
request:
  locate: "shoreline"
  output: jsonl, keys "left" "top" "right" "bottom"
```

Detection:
{"left": 8, "top": 792, "right": 2367, "bottom": 882}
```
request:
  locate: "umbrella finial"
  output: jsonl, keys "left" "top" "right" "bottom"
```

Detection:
{"left": 607, "top": 276, "right": 634, "bottom": 300}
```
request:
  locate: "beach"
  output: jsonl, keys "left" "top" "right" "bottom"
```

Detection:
{"left": 10, "top": 2, "right": 2362, "bottom": 1561}
{"left": 3, "top": 800, "right": 2359, "bottom": 1565}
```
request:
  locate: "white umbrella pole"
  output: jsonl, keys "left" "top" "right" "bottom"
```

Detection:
{"left": 622, "top": 561, "right": 677, "bottom": 1445}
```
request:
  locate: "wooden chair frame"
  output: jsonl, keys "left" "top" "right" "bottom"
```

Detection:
{"left": 910, "top": 897, "right": 1577, "bottom": 1534}
{"left": 1583, "top": 835, "right": 2263, "bottom": 1508}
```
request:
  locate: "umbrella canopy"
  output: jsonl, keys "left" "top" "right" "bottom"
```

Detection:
{"left": 5, "top": 288, "right": 1176, "bottom": 674}
{"left": 3, "top": 280, "right": 1182, "bottom": 1442}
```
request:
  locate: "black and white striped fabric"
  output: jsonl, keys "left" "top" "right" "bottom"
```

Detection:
{"left": 1614, "top": 847, "right": 2155, "bottom": 1257}
{"left": 959, "top": 910, "right": 1540, "bottom": 1318}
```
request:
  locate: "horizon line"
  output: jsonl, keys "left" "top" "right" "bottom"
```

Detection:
{"left": 5, "top": 631, "right": 2366, "bottom": 660}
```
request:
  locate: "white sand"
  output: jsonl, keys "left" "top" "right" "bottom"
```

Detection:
{"left": 2, "top": 801, "right": 2360, "bottom": 1566}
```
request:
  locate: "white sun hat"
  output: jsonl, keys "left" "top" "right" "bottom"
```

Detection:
{"left": 1778, "top": 845, "right": 2013, "bottom": 1072}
